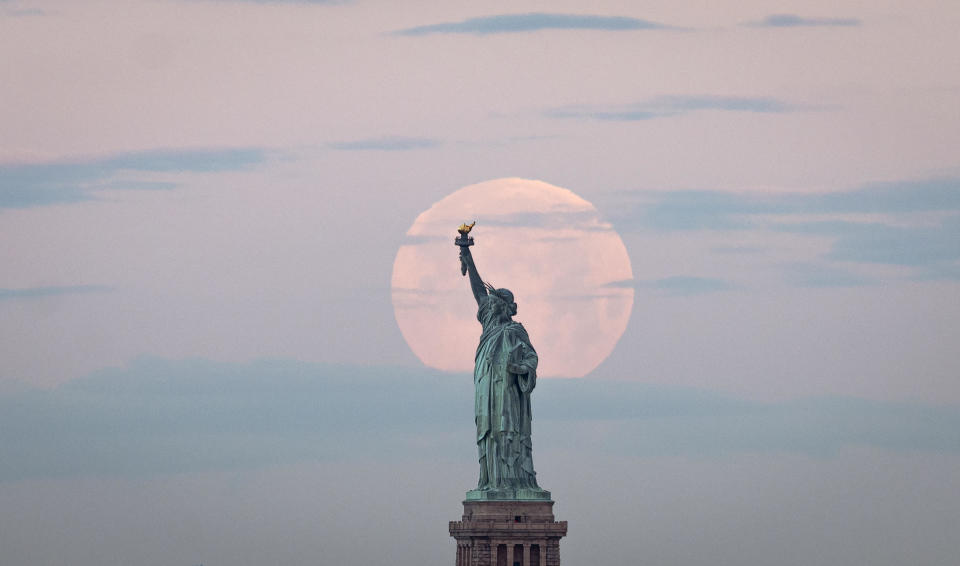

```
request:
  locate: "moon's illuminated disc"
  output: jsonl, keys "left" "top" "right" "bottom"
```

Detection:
{"left": 391, "top": 178, "right": 634, "bottom": 377}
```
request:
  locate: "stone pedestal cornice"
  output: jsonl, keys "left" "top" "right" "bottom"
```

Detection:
{"left": 450, "top": 500, "right": 566, "bottom": 566}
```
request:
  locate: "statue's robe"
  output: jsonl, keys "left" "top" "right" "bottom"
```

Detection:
{"left": 474, "top": 294, "right": 540, "bottom": 490}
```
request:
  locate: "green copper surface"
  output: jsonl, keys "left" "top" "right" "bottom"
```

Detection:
{"left": 465, "top": 488, "right": 552, "bottom": 501}
{"left": 457, "top": 224, "right": 548, "bottom": 500}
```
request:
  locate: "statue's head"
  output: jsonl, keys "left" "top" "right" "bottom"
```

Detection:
{"left": 490, "top": 287, "right": 518, "bottom": 318}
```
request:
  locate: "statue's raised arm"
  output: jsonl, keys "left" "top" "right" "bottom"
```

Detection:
{"left": 455, "top": 221, "right": 487, "bottom": 306}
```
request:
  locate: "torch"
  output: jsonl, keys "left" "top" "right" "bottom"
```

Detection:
{"left": 455, "top": 221, "right": 476, "bottom": 275}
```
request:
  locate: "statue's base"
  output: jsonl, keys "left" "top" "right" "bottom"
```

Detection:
{"left": 465, "top": 487, "right": 551, "bottom": 501}
{"left": 450, "top": 499, "right": 567, "bottom": 566}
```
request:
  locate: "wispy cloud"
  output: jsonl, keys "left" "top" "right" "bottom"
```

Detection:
{"left": 0, "top": 358, "right": 467, "bottom": 481}
{"left": 747, "top": 14, "right": 861, "bottom": 28}
{"left": 2, "top": 357, "right": 956, "bottom": 481}
{"left": 779, "top": 217, "right": 960, "bottom": 266}
{"left": 0, "top": 285, "right": 112, "bottom": 301}
{"left": 94, "top": 148, "right": 265, "bottom": 172}
{"left": 547, "top": 95, "right": 799, "bottom": 122}
{"left": 605, "top": 177, "right": 960, "bottom": 278}
{"left": 0, "top": 0, "right": 44, "bottom": 17}
{"left": 911, "top": 262, "right": 960, "bottom": 282}
{"left": 805, "top": 178, "right": 960, "bottom": 214}
{"left": 328, "top": 137, "right": 442, "bottom": 151}
{"left": 782, "top": 263, "right": 876, "bottom": 287}
{"left": 3, "top": 8, "right": 44, "bottom": 16}
{"left": 0, "top": 148, "right": 266, "bottom": 209}
{"left": 654, "top": 276, "right": 733, "bottom": 295}
{"left": 478, "top": 209, "right": 611, "bottom": 232}
{"left": 607, "top": 276, "right": 733, "bottom": 295}
{"left": 545, "top": 383, "right": 960, "bottom": 457}
{"left": 618, "top": 190, "right": 755, "bottom": 231}
{"left": 614, "top": 178, "right": 960, "bottom": 229}
{"left": 394, "top": 12, "right": 666, "bottom": 36}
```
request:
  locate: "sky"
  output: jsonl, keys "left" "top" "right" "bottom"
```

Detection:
{"left": 1, "top": 1, "right": 959, "bottom": 565}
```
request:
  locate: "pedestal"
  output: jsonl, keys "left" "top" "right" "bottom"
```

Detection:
{"left": 449, "top": 500, "right": 567, "bottom": 566}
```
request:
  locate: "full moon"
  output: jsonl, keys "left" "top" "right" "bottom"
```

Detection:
{"left": 391, "top": 178, "right": 633, "bottom": 378}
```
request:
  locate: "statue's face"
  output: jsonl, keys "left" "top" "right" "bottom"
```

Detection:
{"left": 494, "top": 289, "right": 517, "bottom": 317}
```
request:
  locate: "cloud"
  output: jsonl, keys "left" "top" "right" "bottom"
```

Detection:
{"left": 328, "top": 137, "right": 442, "bottom": 151}
{"left": 547, "top": 95, "right": 798, "bottom": 122}
{"left": 541, "top": 381, "right": 960, "bottom": 455}
{"left": 747, "top": 14, "right": 861, "bottom": 28}
{"left": 0, "top": 0, "right": 43, "bottom": 16}
{"left": 782, "top": 263, "right": 876, "bottom": 287}
{"left": 3, "top": 357, "right": 956, "bottom": 481}
{"left": 608, "top": 177, "right": 960, "bottom": 271}
{"left": 710, "top": 245, "right": 767, "bottom": 255}
{"left": 767, "top": 215, "right": 960, "bottom": 267}
{"left": 911, "top": 261, "right": 960, "bottom": 282}
{"left": 0, "top": 285, "right": 112, "bottom": 301}
{"left": 806, "top": 178, "right": 960, "bottom": 214}
{"left": 611, "top": 178, "right": 960, "bottom": 230}
{"left": 96, "top": 148, "right": 265, "bottom": 172}
{"left": 477, "top": 209, "right": 611, "bottom": 231}
{"left": 654, "top": 276, "right": 733, "bottom": 294}
{"left": 557, "top": 393, "right": 960, "bottom": 458}
{"left": 95, "top": 180, "right": 179, "bottom": 191}
{"left": 614, "top": 190, "right": 757, "bottom": 231}
{"left": 821, "top": 218, "right": 960, "bottom": 266}
{"left": 607, "top": 276, "right": 733, "bottom": 295}
{"left": 0, "top": 148, "right": 266, "bottom": 209}
{"left": 394, "top": 12, "right": 666, "bottom": 36}
{"left": 0, "top": 358, "right": 467, "bottom": 481}
{"left": 3, "top": 8, "right": 44, "bottom": 16}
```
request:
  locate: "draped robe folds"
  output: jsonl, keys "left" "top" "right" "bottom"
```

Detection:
{"left": 474, "top": 294, "right": 540, "bottom": 490}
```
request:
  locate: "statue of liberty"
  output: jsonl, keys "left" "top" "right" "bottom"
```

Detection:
{"left": 455, "top": 222, "right": 549, "bottom": 500}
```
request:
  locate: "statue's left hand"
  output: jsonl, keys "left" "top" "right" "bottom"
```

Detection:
{"left": 508, "top": 363, "right": 528, "bottom": 374}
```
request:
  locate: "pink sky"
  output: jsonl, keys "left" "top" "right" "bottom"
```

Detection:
{"left": 2, "top": 0, "right": 958, "bottom": 400}
{"left": 2, "top": 3, "right": 960, "bottom": 566}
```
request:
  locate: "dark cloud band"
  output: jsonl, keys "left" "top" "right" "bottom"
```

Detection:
{"left": 747, "top": 14, "right": 861, "bottom": 28}
{"left": 0, "top": 148, "right": 266, "bottom": 209}
{"left": 546, "top": 95, "right": 799, "bottom": 122}
{"left": 2, "top": 357, "right": 957, "bottom": 481}
{"left": 0, "top": 285, "right": 112, "bottom": 301}
{"left": 395, "top": 13, "right": 666, "bottom": 36}
{"left": 328, "top": 137, "right": 442, "bottom": 151}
